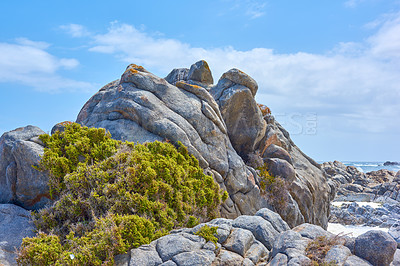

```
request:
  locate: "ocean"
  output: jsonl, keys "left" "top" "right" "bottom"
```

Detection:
{"left": 342, "top": 161, "right": 400, "bottom": 173}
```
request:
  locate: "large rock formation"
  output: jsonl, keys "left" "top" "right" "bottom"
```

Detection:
{"left": 76, "top": 60, "right": 332, "bottom": 228}
{"left": 76, "top": 63, "right": 265, "bottom": 219}
{"left": 0, "top": 126, "right": 50, "bottom": 210}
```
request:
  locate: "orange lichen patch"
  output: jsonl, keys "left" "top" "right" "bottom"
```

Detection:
{"left": 261, "top": 134, "right": 282, "bottom": 156}
{"left": 129, "top": 68, "right": 139, "bottom": 74}
{"left": 139, "top": 95, "right": 149, "bottom": 103}
{"left": 257, "top": 103, "right": 271, "bottom": 117}
{"left": 247, "top": 172, "right": 256, "bottom": 186}
{"left": 56, "top": 121, "right": 73, "bottom": 127}
{"left": 128, "top": 64, "right": 146, "bottom": 72}
{"left": 176, "top": 81, "right": 202, "bottom": 90}
{"left": 237, "top": 69, "right": 246, "bottom": 75}
{"left": 201, "top": 60, "right": 211, "bottom": 71}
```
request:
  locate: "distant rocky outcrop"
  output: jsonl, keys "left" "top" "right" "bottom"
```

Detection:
{"left": 76, "top": 60, "right": 332, "bottom": 229}
{"left": 0, "top": 126, "right": 50, "bottom": 210}
{"left": 322, "top": 161, "right": 399, "bottom": 202}
{"left": 384, "top": 161, "right": 400, "bottom": 166}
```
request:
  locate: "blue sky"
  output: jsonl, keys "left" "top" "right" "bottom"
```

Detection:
{"left": 1, "top": 0, "right": 399, "bottom": 161}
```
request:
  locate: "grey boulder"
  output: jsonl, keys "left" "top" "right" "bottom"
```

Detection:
{"left": 210, "top": 71, "right": 266, "bottom": 159}
{"left": 187, "top": 60, "right": 213, "bottom": 86}
{"left": 0, "top": 126, "right": 50, "bottom": 210}
{"left": 354, "top": 230, "right": 397, "bottom": 266}
{"left": 0, "top": 204, "right": 35, "bottom": 265}
{"left": 165, "top": 68, "right": 189, "bottom": 85}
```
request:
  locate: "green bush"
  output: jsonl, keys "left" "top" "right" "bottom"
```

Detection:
{"left": 194, "top": 225, "right": 218, "bottom": 247}
{"left": 19, "top": 123, "right": 226, "bottom": 265}
{"left": 36, "top": 123, "right": 120, "bottom": 197}
{"left": 258, "top": 164, "right": 289, "bottom": 211}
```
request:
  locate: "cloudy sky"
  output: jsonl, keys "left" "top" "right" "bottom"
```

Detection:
{"left": 0, "top": 0, "right": 399, "bottom": 161}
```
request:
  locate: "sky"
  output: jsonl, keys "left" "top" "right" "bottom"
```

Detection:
{"left": 0, "top": 0, "right": 399, "bottom": 162}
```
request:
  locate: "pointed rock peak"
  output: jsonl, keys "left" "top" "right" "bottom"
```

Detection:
{"left": 188, "top": 60, "right": 214, "bottom": 85}
{"left": 121, "top": 64, "right": 153, "bottom": 84}
{"left": 125, "top": 64, "right": 150, "bottom": 74}
{"left": 220, "top": 68, "right": 258, "bottom": 97}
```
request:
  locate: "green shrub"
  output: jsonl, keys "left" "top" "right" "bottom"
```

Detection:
{"left": 194, "top": 225, "right": 218, "bottom": 247}
{"left": 258, "top": 164, "right": 289, "bottom": 211}
{"left": 36, "top": 123, "right": 120, "bottom": 197}
{"left": 19, "top": 123, "right": 226, "bottom": 265}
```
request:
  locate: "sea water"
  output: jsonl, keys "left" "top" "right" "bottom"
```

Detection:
{"left": 342, "top": 161, "right": 400, "bottom": 173}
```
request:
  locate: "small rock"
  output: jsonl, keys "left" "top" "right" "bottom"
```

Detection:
{"left": 287, "top": 255, "right": 311, "bottom": 266}
{"left": 292, "top": 223, "right": 333, "bottom": 240}
{"left": 268, "top": 252, "right": 288, "bottom": 266}
{"left": 160, "top": 261, "right": 177, "bottom": 266}
{"left": 0, "top": 204, "right": 36, "bottom": 265}
{"left": 264, "top": 158, "right": 296, "bottom": 182}
{"left": 187, "top": 60, "right": 213, "bottom": 85}
{"left": 270, "top": 230, "right": 308, "bottom": 259}
{"left": 219, "top": 68, "right": 258, "bottom": 97}
{"left": 255, "top": 208, "right": 290, "bottom": 233}
{"left": 171, "top": 250, "right": 215, "bottom": 266}
{"left": 156, "top": 233, "right": 204, "bottom": 262}
{"left": 324, "top": 245, "right": 352, "bottom": 265}
{"left": 245, "top": 240, "right": 269, "bottom": 264}
{"left": 223, "top": 228, "right": 255, "bottom": 257}
{"left": 165, "top": 68, "right": 189, "bottom": 85}
{"left": 344, "top": 255, "right": 373, "bottom": 266}
{"left": 214, "top": 249, "right": 244, "bottom": 266}
{"left": 232, "top": 215, "right": 279, "bottom": 250}
{"left": 391, "top": 248, "right": 400, "bottom": 266}
{"left": 129, "top": 244, "right": 162, "bottom": 266}
{"left": 262, "top": 144, "right": 292, "bottom": 165}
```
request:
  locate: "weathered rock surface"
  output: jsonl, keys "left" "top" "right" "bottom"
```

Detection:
{"left": 354, "top": 230, "right": 397, "bottom": 266}
{"left": 165, "top": 68, "right": 189, "bottom": 85}
{"left": 118, "top": 209, "right": 282, "bottom": 266}
{"left": 0, "top": 126, "right": 50, "bottom": 210}
{"left": 77, "top": 60, "right": 332, "bottom": 229}
{"left": 210, "top": 72, "right": 266, "bottom": 159}
{"left": 0, "top": 204, "right": 35, "bottom": 265}
{"left": 255, "top": 115, "right": 331, "bottom": 229}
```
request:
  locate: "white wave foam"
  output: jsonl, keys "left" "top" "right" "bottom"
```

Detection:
{"left": 331, "top": 201, "right": 382, "bottom": 208}
{"left": 327, "top": 223, "right": 388, "bottom": 237}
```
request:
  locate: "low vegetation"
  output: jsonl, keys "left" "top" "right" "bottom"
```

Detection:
{"left": 258, "top": 164, "right": 289, "bottom": 211}
{"left": 194, "top": 225, "right": 218, "bottom": 247}
{"left": 246, "top": 150, "right": 289, "bottom": 211}
{"left": 305, "top": 235, "right": 345, "bottom": 266}
{"left": 18, "top": 123, "right": 227, "bottom": 265}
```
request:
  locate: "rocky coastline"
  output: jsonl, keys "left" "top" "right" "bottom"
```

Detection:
{"left": 0, "top": 61, "right": 399, "bottom": 265}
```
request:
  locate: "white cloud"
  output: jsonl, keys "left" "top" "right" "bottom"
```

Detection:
{"left": 60, "top": 24, "right": 90, "bottom": 38}
{"left": 222, "top": 0, "right": 267, "bottom": 19}
{"left": 0, "top": 39, "right": 93, "bottom": 92}
{"left": 77, "top": 12, "right": 400, "bottom": 135}
{"left": 367, "top": 12, "right": 400, "bottom": 58}
{"left": 344, "top": 0, "right": 365, "bottom": 8}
